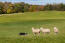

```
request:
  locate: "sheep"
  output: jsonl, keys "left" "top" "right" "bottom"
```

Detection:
{"left": 40, "top": 27, "right": 50, "bottom": 34}
{"left": 54, "top": 27, "right": 58, "bottom": 34}
{"left": 32, "top": 27, "right": 40, "bottom": 36}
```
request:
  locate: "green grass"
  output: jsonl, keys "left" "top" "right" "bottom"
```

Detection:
{"left": 0, "top": 11, "right": 65, "bottom": 43}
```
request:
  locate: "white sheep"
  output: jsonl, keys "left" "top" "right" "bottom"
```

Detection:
{"left": 54, "top": 27, "right": 58, "bottom": 34}
{"left": 40, "top": 27, "right": 50, "bottom": 34}
{"left": 32, "top": 27, "right": 40, "bottom": 36}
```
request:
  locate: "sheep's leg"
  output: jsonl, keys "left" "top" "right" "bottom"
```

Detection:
{"left": 44, "top": 32, "right": 45, "bottom": 35}
{"left": 47, "top": 32, "right": 49, "bottom": 34}
{"left": 33, "top": 33, "right": 37, "bottom": 36}
{"left": 38, "top": 33, "right": 40, "bottom": 36}
{"left": 33, "top": 33, "right": 35, "bottom": 36}
{"left": 34, "top": 34, "right": 35, "bottom": 36}
{"left": 32, "top": 32, "right": 35, "bottom": 36}
{"left": 55, "top": 32, "right": 57, "bottom": 35}
{"left": 38, "top": 31, "right": 40, "bottom": 36}
{"left": 55, "top": 32, "right": 58, "bottom": 35}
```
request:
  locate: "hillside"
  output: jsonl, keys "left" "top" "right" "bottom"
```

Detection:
{"left": 0, "top": 11, "right": 65, "bottom": 43}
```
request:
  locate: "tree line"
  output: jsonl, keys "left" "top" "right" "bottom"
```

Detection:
{"left": 0, "top": 2, "right": 65, "bottom": 14}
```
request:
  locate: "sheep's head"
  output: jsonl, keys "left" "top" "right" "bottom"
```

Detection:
{"left": 40, "top": 27, "right": 43, "bottom": 30}
{"left": 32, "top": 27, "right": 34, "bottom": 30}
{"left": 54, "top": 27, "right": 57, "bottom": 29}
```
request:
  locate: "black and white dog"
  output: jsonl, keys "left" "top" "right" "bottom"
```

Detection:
{"left": 19, "top": 32, "right": 27, "bottom": 35}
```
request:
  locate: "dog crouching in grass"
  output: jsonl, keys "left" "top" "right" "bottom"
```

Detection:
{"left": 32, "top": 27, "right": 40, "bottom": 36}
{"left": 19, "top": 32, "right": 28, "bottom": 36}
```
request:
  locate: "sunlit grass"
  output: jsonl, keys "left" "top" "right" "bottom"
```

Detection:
{"left": 0, "top": 11, "right": 65, "bottom": 43}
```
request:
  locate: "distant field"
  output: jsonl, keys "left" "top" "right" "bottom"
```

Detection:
{"left": 0, "top": 11, "right": 65, "bottom": 43}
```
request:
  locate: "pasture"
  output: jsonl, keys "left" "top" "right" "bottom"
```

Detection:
{"left": 0, "top": 11, "right": 65, "bottom": 43}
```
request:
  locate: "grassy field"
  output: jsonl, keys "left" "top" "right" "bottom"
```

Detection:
{"left": 0, "top": 11, "right": 65, "bottom": 43}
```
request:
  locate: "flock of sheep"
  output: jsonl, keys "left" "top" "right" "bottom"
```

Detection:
{"left": 32, "top": 27, "right": 58, "bottom": 35}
